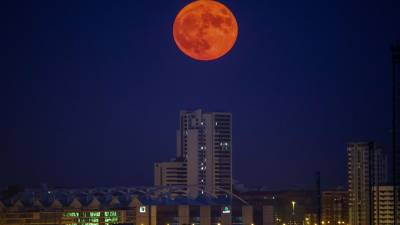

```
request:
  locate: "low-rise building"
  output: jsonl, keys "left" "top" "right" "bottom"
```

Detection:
{"left": 372, "top": 185, "right": 399, "bottom": 225}
{"left": 321, "top": 189, "right": 348, "bottom": 225}
{"left": 0, "top": 187, "right": 273, "bottom": 225}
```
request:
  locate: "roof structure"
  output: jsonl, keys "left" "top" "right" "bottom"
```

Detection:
{"left": 0, "top": 186, "right": 234, "bottom": 211}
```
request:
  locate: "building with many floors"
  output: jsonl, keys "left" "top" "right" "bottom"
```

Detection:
{"left": 372, "top": 185, "right": 400, "bottom": 225}
{"left": 347, "top": 142, "right": 387, "bottom": 225}
{"left": 155, "top": 109, "right": 232, "bottom": 198}
{"left": 321, "top": 189, "right": 348, "bottom": 225}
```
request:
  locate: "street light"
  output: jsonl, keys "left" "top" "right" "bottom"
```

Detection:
{"left": 291, "top": 201, "right": 296, "bottom": 215}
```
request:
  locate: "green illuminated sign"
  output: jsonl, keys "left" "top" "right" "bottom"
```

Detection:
{"left": 64, "top": 212, "right": 80, "bottom": 217}
{"left": 222, "top": 206, "right": 231, "bottom": 214}
{"left": 104, "top": 211, "right": 117, "bottom": 217}
{"left": 64, "top": 211, "right": 119, "bottom": 225}
{"left": 90, "top": 212, "right": 100, "bottom": 217}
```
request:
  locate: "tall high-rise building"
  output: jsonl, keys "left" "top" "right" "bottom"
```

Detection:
{"left": 155, "top": 109, "right": 232, "bottom": 198}
{"left": 392, "top": 42, "right": 400, "bottom": 225}
{"left": 347, "top": 142, "right": 387, "bottom": 225}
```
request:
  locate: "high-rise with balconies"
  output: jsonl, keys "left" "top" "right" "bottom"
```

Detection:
{"left": 347, "top": 142, "right": 387, "bottom": 225}
{"left": 155, "top": 109, "right": 232, "bottom": 198}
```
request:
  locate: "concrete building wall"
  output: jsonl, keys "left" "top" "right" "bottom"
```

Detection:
{"left": 157, "top": 109, "right": 232, "bottom": 198}
{"left": 372, "top": 185, "right": 399, "bottom": 225}
{"left": 154, "top": 160, "right": 187, "bottom": 196}
{"left": 151, "top": 206, "right": 157, "bottom": 225}
{"left": 180, "top": 110, "right": 232, "bottom": 197}
{"left": 178, "top": 205, "right": 190, "bottom": 225}
{"left": 0, "top": 203, "right": 262, "bottom": 225}
{"left": 187, "top": 129, "right": 200, "bottom": 197}
{"left": 137, "top": 205, "right": 149, "bottom": 225}
{"left": 200, "top": 206, "right": 211, "bottom": 225}
{"left": 154, "top": 161, "right": 186, "bottom": 186}
{"left": 212, "top": 112, "right": 232, "bottom": 196}
{"left": 321, "top": 190, "right": 348, "bottom": 225}
{"left": 204, "top": 113, "right": 215, "bottom": 196}
{"left": 242, "top": 206, "right": 253, "bottom": 225}
{"left": 262, "top": 205, "right": 274, "bottom": 225}
{"left": 347, "top": 142, "right": 387, "bottom": 225}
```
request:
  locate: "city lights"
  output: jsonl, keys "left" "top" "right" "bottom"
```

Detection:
{"left": 63, "top": 211, "right": 119, "bottom": 225}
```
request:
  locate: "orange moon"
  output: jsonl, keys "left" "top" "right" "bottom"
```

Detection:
{"left": 173, "top": 0, "right": 238, "bottom": 61}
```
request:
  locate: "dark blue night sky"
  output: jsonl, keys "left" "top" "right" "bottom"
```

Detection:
{"left": 2, "top": 0, "right": 400, "bottom": 189}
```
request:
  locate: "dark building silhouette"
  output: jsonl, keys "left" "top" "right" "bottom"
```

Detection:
{"left": 392, "top": 42, "right": 400, "bottom": 225}
{"left": 238, "top": 189, "right": 316, "bottom": 225}
{"left": 321, "top": 188, "right": 348, "bottom": 225}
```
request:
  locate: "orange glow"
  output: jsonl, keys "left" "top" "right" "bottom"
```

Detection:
{"left": 173, "top": 0, "right": 238, "bottom": 61}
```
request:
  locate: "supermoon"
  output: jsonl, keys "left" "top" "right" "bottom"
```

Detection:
{"left": 173, "top": 0, "right": 238, "bottom": 61}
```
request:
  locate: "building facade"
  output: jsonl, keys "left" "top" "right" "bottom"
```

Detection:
{"left": 347, "top": 142, "right": 387, "bottom": 225}
{"left": 392, "top": 42, "right": 400, "bottom": 225}
{"left": 238, "top": 189, "right": 316, "bottom": 225}
{"left": 0, "top": 187, "right": 272, "bottom": 225}
{"left": 372, "top": 185, "right": 399, "bottom": 225}
{"left": 154, "top": 159, "right": 187, "bottom": 195}
{"left": 155, "top": 109, "right": 232, "bottom": 198}
{"left": 321, "top": 189, "right": 348, "bottom": 225}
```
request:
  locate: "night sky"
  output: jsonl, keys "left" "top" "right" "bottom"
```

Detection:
{"left": 2, "top": 0, "right": 400, "bottom": 189}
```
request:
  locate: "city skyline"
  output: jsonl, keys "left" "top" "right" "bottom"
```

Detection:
{"left": 3, "top": 0, "right": 400, "bottom": 224}
{"left": 2, "top": 0, "right": 400, "bottom": 191}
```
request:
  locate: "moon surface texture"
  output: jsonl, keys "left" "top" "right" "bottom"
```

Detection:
{"left": 173, "top": 0, "right": 238, "bottom": 61}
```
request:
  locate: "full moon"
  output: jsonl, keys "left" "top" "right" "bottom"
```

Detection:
{"left": 173, "top": 0, "right": 238, "bottom": 61}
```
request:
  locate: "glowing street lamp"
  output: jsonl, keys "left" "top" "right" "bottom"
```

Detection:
{"left": 291, "top": 201, "right": 296, "bottom": 215}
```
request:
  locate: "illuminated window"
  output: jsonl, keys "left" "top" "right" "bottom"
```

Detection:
{"left": 90, "top": 212, "right": 100, "bottom": 217}
{"left": 104, "top": 211, "right": 117, "bottom": 217}
{"left": 104, "top": 211, "right": 119, "bottom": 225}
{"left": 64, "top": 212, "right": 80, "bottom": 217}
{"left": 140, "top": 206, "right": 146, "bottom": 213}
